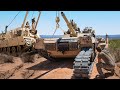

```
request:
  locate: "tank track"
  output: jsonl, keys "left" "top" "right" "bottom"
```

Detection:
{"left": 73, "top": 47, "right": 95, "bottom": 78}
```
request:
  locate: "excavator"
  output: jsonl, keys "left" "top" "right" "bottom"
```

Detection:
{"left": 0, "top": 11, "right": 41, "bottom": 56}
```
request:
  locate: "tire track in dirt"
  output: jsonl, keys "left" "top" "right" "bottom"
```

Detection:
{"left": 1, "top": 53, "right": 119, "bottom": 79}
{"left": 28, "top": 59, "right": 73, "bottom": 79}
{"left": 0, "top": 64, "right": 23, "bottom": 79}
{"left": 0, "top": 57, "right": 23, "bottom": 79}
{"left": 9, "top": 57, "right": 45, "bottom": 79}
{"left": 33, "top": 63, "right": 66, "bottom": 79}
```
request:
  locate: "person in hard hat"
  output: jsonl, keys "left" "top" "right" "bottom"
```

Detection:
{"left": 95, "top": 45, "right": 115, "bottom": 79}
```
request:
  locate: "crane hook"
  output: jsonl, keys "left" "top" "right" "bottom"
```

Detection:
{"left": 56, "top": 16, "right": 60, "bottom": 29}
{"left": 55, "top": 11, "right": 60, "bottom": 29}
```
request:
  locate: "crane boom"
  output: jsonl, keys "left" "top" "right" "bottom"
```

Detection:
{"left": 61, "top": 12, "right": 77, "bottom": 37}
{"left": 35, "top": 11, "right": 41, "bottom": 29}
{"left": 21, "top": 11, "right": 29, "bottom": 28}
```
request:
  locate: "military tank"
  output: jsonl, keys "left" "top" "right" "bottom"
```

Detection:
{"left": 33, "top": 11, "right": 98, "bottom": 78}
{"left": 96, "top": 36, "right": 107, "bottom": 50}
{"left": 0, "top": 11, "right": 41, "bottom": 56}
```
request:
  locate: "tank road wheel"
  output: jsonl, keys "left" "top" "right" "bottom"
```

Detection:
{"left": 17, "top": 46, "right": 22, "bottom": 56}
{"left": 3, "top": 48, "right": 7, "bottom": 54}
{"left": 11, "top": 47, "right": 16, "bottom": 56}
{"left": 7, "top": 47, "right": 10, "bottom": 55}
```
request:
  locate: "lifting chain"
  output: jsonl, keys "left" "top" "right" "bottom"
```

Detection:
{"left": 52, "top": 11, "right": 60, "bottom": 37}
{"left": 56, "top": 16, "right": 60, "bottom": 29}
{"left": 52, "top": 11, "right": 67, "bottom": 37}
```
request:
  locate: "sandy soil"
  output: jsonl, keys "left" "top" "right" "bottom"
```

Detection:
{"left": 0, "top": 54, "right": 120, "bottom": 79}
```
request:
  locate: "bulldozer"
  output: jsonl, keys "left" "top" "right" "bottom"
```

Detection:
{"left": 32, "top": 11, "right": 99, "bottom": 78}
{"left": 0, "top": 11, "right": 41, "bottom": 56}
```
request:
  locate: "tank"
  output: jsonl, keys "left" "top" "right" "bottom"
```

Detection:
{"left": 96, "top": 36, "right": 107, "bottom": 50}
{"left": 33, "top": 12, "right": 99, "bottom": 78}
{"left": 0, "top": 11, "right": 41, "bottom": 56}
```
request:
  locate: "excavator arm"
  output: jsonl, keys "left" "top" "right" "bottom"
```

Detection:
{"left": 61, "top": 12, "right": 77, "bottom": 37}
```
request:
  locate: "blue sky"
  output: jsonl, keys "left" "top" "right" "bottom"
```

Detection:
{"left": 0, "top": 11, "right": 120, "bottom": 35}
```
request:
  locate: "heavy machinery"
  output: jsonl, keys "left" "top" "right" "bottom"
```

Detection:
{"left": 96, "top": 35, "right": 107, "bottom": 50}
{"left": 0, "top": 11, "right": 41, "bottom": 56}
{"left": 33, "top": 11, "right": 98, "bottom": 78}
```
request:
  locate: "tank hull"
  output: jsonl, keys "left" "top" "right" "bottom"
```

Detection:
{"left": 0, "top": 27, "right": 37, "bottom": 56}
{"left": 47, "top": 50, "right": 80, "bottom": 58}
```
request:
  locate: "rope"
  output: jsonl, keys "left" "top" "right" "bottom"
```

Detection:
{"left": 56, "top": 11, "right": 60, "bottom": 17}
{"left": 52, "top": 11, "right": 67, "bottom": 38}
{"left": 52, "top": 24, "right": 66, "bottom": 38}
{"left": 52, "top": 11, "right": 60, "bottom": 38}
{"left": 7, "top": 11, "right": 21, "bottom": 27}
{"left": 31, "top": 11, "right": 34, "bottom": 22}
{"left": 52, "top": 24, "right": 59, "bottom": 38}
{"left": 32, "top": 11, "right": 34, "bottom": 18}
{"left": 59, "top": 26, "right": 67, "bottom": 35}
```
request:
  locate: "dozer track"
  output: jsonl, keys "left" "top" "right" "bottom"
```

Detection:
{"left": 73, "top": 47, "right": 96, "bottom": 78}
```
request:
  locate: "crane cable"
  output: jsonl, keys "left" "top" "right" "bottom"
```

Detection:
{"left": 52, "top": 11, "right": 67, "bottom": 37}
{"left": 31, "top": 11, "right": 34, "bottom": 19}
{"left": 31, "top": 11, "right": 34, "bottom": 23}
{"left": 4, "top": 11, "right": 21, "bottom": 33}
{"left": 7, "top": 11, "right": 21, "bottom": 27}
{"left": 52, "top": 11, "right": 60, "bottom": 37}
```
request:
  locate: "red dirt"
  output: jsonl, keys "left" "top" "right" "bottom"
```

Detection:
{"left": 0, "top": 54, "right": 120, "bottom": 79}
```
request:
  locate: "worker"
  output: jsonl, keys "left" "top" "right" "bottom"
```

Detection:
{"left": 95, "top": 37, "right": 115, "bottom": 78}
{"left": 25, "top": 21, "right": 30, "bottom": 29}
{"left": 32, "top": 17, "right": 36, "bottom": 31}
